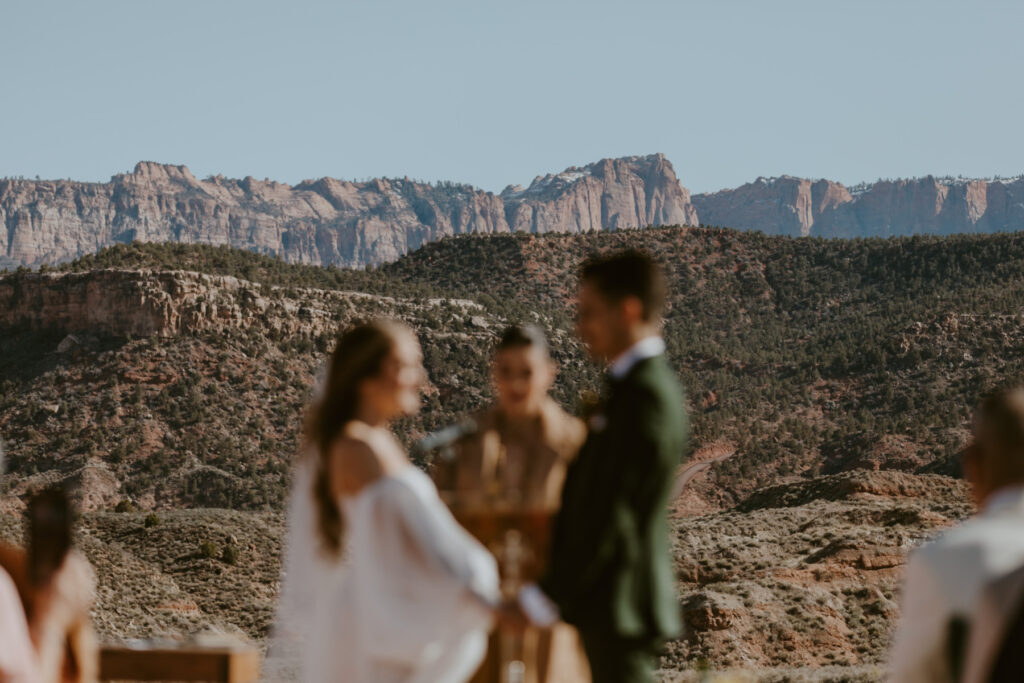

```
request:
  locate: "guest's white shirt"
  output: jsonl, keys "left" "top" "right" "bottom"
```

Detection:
{"left": 607, "top": 336, "right": 665, "bottom": 381}
{"left": 888, "top": 485, "right": 1024, "bottom": 683}
{"left": 962, "top": 562, "right": 1024, "bottom": 683}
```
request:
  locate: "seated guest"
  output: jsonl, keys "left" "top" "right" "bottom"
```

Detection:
{"left": 25, "top": 488, "right": 98, "bottom": 683}
{"left": 432, "top": 324, "right": 589, "bottom": 683}
{"left": 0, "top": 444, "right": 40, "bottom": 683}
{"left": 889, "top": 388, "right": 1024, "bottom": 683}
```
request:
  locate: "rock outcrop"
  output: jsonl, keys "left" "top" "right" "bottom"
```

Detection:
{"left": 0, "top": 155, "right": 698, "bottom": 268}
{"left": 665, "top": 469, "right": 972, "bottom": 672}
{"left": 500, "top": 154, "right": 698, "bottom": 233}
{"left": 693, "top": 176, "right": 852, "bottom": 237}
{"left": 0, "top": 269, "right": 457, "bottom": 340}
{"left": 693, "top": 175, "right": 1024, "bottom": 238}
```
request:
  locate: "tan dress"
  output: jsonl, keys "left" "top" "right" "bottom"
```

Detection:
{"left": 433, "top": 398, "right": 590, "bottom": 683}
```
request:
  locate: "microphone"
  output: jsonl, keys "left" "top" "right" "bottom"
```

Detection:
{"left": 413, "top": 419, "right": 478, "bottom": 461}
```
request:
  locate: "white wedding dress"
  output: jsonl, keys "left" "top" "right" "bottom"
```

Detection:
{"left": 266, "top": 460, "right": 499, "bottom": 683}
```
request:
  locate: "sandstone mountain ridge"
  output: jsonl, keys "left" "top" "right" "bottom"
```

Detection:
{"left": 5, "top": 155, "right": 1024, "bottom": 269}
{"left": 693, "top": 173, "right": 1024, "bottom": 238}
{"left": 0, "top": 154, "right": 695, "bottom": 269}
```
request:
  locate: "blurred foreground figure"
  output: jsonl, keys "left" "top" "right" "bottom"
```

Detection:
{"left": 962, "top": 563, "right": 1024, "bottom": 683}
{"left": 432, "top": 324, "right": 589, "bottom": 682}
{"left": 510, "top": 251, "right": 689, "bottom": 683}
{"left": 0, "top": 551, "right": 38, "bottom": 683}
{"left": 26, "top": 489, "right": 98, "bottom": 683}
{"left": 273, "top": 320, "right": 499, "bottom": 683}
{"left": 889, "top": 388, "right": 1024, "bottom": 683}
{"left": 0, "top": 443, "right": 40, "bottom": 683}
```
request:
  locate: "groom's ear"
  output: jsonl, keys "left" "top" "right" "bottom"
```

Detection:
{"left": 620, "top": 296, "right": 645, "bottom": 327}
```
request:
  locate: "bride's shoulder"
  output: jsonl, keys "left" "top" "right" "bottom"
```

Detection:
{"left": 327, "top": 430, "right": 386, "bottom": 497}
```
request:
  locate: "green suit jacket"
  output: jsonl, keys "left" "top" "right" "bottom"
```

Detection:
{"left": 540, "top": 353, "right": 688, "bottom": 642}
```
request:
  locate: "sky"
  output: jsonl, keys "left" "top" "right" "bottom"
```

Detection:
{"left": 1, "top": 0, "right": 1022, "bottom": 194}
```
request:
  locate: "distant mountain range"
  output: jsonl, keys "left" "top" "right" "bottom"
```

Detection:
{"left": 2, "top": 154, "right": 1023, "bottom": 268}
{"left": 693, "top": 173, "right": 1024, "bottom": 239}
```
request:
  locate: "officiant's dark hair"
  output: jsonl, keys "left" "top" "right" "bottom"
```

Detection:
{"left": 580, "top": 249, "right": 666, "bottom": 322}
{"left": 306, "top": 319, "right": 410, "bottom": 555}
{"left": 496, "top": 324, "right": 549, "bottom": 357}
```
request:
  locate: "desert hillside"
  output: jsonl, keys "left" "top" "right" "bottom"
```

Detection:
{"left": 7, "top": 226, "right": 1024, "bottom": 678}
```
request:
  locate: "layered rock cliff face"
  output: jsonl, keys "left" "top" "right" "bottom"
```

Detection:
{"left": 500, "top": 154, "right": 698, "bottom": 233}
{"left": 692, "top": 176, "right": 852, "bottom": 238}
{"left": 693, "top": 175, "right": 1024, "bottom": 238}
{"left": 7, "top": 156, "right": 1023, "bottom": 269}
{"left": 0, "top": 154, "right": 697, "bottom": 268}
{"left": 0, "top": 269, "right": 422, "bottom": 340}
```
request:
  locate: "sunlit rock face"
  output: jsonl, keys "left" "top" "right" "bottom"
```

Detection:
{"left": 0, "top": 155, "right": 699, "bottom": 268}
{"left": 693, "top": 174, "right": 1024, "bottom": 238}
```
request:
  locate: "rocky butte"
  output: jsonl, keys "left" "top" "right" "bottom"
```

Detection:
{"left": 0, "top": 154, "right": 696, "bottom": 269}
{"left": 692, "top": 174, "right": 1024, "bottom": 238}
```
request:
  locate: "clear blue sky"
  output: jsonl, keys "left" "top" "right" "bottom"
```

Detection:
{"left": 1, "top": 0, "right": 1021, "bottom": 194}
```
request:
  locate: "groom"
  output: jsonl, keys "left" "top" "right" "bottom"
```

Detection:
{"left": 512, "top": 249, "right": 689, "bottom": 683}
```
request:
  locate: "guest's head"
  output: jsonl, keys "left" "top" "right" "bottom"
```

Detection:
{"left": 492, "top": 324, "right": 556, "bottom": 418}
{"left": 577, "top": 249, "right": 666, "bottom": 362}
{"left": 27, "top": 488, "right": 73, "bottom": 587}
{"left": 306, "top": 319, "right": 425, "bottom": 554}
{"left": 964, "top": 387, "right": 1024, "bottom": 507}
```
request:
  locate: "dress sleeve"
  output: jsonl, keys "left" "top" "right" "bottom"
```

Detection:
{"left": 354, "top": 477, "right": 498, "bottom": 666}
{"left": 371, "top": 478, "right": 499, "bottom": 609}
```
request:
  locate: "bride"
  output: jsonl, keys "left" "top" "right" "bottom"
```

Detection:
{"left": 267, "top": 320, "right": 499, "bottom": 683}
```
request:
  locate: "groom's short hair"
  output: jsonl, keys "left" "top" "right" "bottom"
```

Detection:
{"left": 580, "top": 249, "right": 666, "bottom": 322}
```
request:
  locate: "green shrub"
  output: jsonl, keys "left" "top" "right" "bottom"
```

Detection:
{"left": 114, "top": 499, "right": 136, "bottom": 513}
{"left": 198, "top": 541, "right": 219, "bottom": 559}
{"left": 144, "top": 513, "right": 161, "bottom": 528}
{"left": 221, "top": 545, "right": 240, "bottom": 565}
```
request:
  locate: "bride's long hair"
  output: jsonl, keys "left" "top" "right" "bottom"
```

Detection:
{"left": 305, "top": 319, "right": 408, "bottom": 556}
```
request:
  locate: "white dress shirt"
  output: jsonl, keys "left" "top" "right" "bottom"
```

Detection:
{"left": 962, "top": 562, "right": 1024, "bottom": 683}
{"left": 607, "top": 336, "right": 666, "bottom": 381}
{"left": 888, "top": 486, "right": 1024, "bottom": 683}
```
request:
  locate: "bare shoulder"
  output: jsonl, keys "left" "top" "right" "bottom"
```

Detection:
{"left": 328, "top": 434, "right": 385, "bottom": 496}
